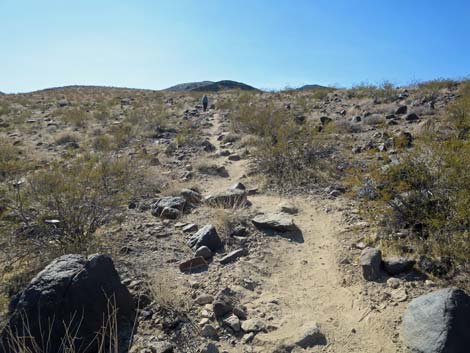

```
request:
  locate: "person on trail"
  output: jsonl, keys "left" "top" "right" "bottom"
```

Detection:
{"left": 202, "top": 95, "right": 209, "bottom": 111}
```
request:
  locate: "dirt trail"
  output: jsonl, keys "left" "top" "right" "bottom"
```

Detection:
{"left": 201, "top": 112, "right": 401, "bottom": 353}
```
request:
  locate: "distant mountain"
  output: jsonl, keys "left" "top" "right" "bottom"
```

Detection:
{"left": 165, "top": 80, "right": 258, "bottom": 92}
{"left": 297, "top": 84, "right": 331, "bottom": 91}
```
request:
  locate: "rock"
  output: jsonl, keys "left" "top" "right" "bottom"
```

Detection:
{"left": 419, "top": 256, "right": 451, "bottom": 277}
{"left": 151, "top": 196, "right": 186, "bottom": 217}
{"left": 195, "top": 246, "right": 213, "bottom": 259}
{"left": 203, "top": 343, "right": 219, "bottom": 353}
{"left": 406, "top": 113, "right": 420, "bottom": 121}
{"left": 219, "top": 248, "right": 248, "bottom": 265}
{"left": 230, "top": 182, "right": 246, "bottom": 190}
{"left": 228, "top": 154, "right": 241, "bottom": 161}
{"left": 160, "top": 207, "right": 181, "bottom": 219}
{"left": 278, "top": 202, "right": 298, "bottom": 215}
{"left": 223, "top": 314, "right": 241, "bottom": 332}
{"left": 289, "top": 322, "right": 326, "bottom": 348}
{"left": 0, "top": 254, "right": 134, "bottom": 353}
{"left": 230, "top": 225, "right": 248, "bottom": 237}
{"left": 233, "top": 305, "right": 247, "bottom": 320}
{"left": 201, "top": 324, "right": 219, "bottom": 340}
{"left": 383, "top": 257, "right": 415, "bottom": 275}
{"left": 182, "top": 223, "right": 198, "bottom": 232}
{"left": 360, "top": 247, "right": 382, "bottom": 281}
{"left": 196, "top": 294, "right": 214, "bottom": 305}
{"left": 180, "top": 188, "right": 202, "bottom": 204}
{"left": 179, "top": 257, "right": 208, "bottom": 272}
{"left": 212, "top": 288, "right": 237, "bottom": 318}
{"left": 201, "top": 140, "right": 216, "bottom": 152}
{"left": 252, "top": 213, "right": 296, "bottom": 232}
{"left": 387, "top": 277, "right": 401, "bottom": 289}
{"left": 205, "top": 189, "right": 247, "bottom": 208}
{"left": 188, "top": 225, "right": 222, "bottom": 252}
{"left": 402, "top": 288, "right": 470, "bottom": 353}
{"left": 396, "top": 105, "right": 408, "bottom": 114}
{"left": 320, "top": 116, "right": 332, "bottom": 125}
{"left": 216, "top": 166, "right": 229, "bottom": 177}
{"left": 391, "top": 287, "right": 408, "bottom": 302}
{"left": 146, "top": 341, "right": 174, "bottom": 353}
{"left": 352, "top": 116, "right": 362, "bottom": 122}
{"left": 241, "top": 319, "right": 267, "bottom": 333}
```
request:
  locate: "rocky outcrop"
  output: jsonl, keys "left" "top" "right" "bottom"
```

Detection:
{"left": 0, "top": 254, "right": 134, "bottom": 353}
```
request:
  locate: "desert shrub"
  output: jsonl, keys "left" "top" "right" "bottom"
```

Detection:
{"left": 0, "top": 153, "right": 139, "bottom": 275}
{"left": 365, "top": 86, "right": 470, "bottom": 269}
{"left": 0, "top": 140, "right": 30, "bottom": 182}
{"left": 55, "top": 131, "right": 79, "bottom": 145}
{"left": 0, "top": 103, "right": 11, "bottom": 116}
{"left": 61, "top": 108, "right": 88, "bottom": 128}
{"left": 93, "top": 106, "right": 111, "bottom": 122}
{"left": 109, "top": 122, "right": 135, "bottom": 148}
{"left": 347, "top": 81, "right": 397, "bottom": 102}
{"left": 362, "top": 114, "right": 386, "bottom": 126}
{"left": 331, "top": 120, "right": 363, "bottom": 134}
{"left": 175, "top": 122, "right": 201, "bottom": 147}
{"left": 92, "top": 134, "right": 114, "bottom": 151}
{"left": 255, "top": 121, "right": 337, "bottom": 189}
{"left": 230, "top": 104, "right": 285, "bottom": 136}
{"left": 447, "top": 81, "right": 470, "bottom": 131}
{"left": 417, "top": 78, "right": 458, "bottom": 95}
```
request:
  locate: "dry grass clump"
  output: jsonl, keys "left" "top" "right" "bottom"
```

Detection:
{"left": 148, "top": 269, "right": 190, "bottom": 314}
{"left": 54, "top": 131, "right": 80, "bottom": 146}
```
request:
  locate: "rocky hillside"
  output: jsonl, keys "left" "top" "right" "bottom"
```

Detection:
{"left": 165, "top": 80, "right": 258, "bottom": 92}
{"left": 0, "top": 79, "right": 469, "bottom": 353}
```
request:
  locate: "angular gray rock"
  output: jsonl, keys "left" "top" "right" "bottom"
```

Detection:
{"left": 151, "top": 196, "right": 186, "bottom": 217}
{"left": 252, "top": 213, "right": 296, "bottom": 232}
{"left": 188, "top": 225, "right": 222, "bottom": 252}
{"left": 289, "top": 322, "right": 326, "bottom": 348}
{"left": 0, "top": 254, "right": 134, "bottom": 353}
{"left": 179, "top": 257, "right": 208, "bottom": 272}
{"left": 201, "top": 324, "right": 219, "bottom": 340}
{"left": 396, "top": 105, "right": 408, "bottom": 114}
{"left": 383, "top": 256, "right": 415, "bottom": 275}
{"left": 241, "top": 319, "right": 267, "bottom": 333}
{"left": 360, "top": 247, "right": 382, "bottom": 281}
{"left": 212, "top": 288, "right": 237, "bottom": 318}
{"left": 219, "top": 248, "right": 248, "bottom": 265}
{"left": 205, "top": 189, "right": 247, "bottom": 208}
{"left": 223, "top": 314, "right": 241, "bottom": 332}
{"left": 195, "top": 246, "right": 213, "bottom": 259}
{"left": 402, "top": 288, "right": 470, "bottom": 353}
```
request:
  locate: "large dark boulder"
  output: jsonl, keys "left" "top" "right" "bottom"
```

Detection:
{"left": 402, "top": 288, "right": 470, "bottom": 353}
{"left": 0, "top": 254, "right": 135, "bottom": 353}
{"left": 187, "top": 225, "right": 222, "bottom": 252}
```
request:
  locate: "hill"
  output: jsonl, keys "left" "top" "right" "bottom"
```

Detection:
{"left": 165, "top": 80, "right": 258, "bottom": 92}
{"left": 297, "top": 84, "right": 331, "bottom": 91}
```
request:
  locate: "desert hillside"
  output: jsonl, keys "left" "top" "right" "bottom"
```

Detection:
{"left": 0, "top": 79, "right": 469, "bottom": 353}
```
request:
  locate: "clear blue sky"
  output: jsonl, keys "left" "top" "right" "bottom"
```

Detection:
{"left": 1, "top": 0, "right": 469, "bottom": 93}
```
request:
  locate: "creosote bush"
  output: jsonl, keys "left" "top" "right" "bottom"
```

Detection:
{"left": 364, "top": 83, "right": 470, "bottom": 270}
{"left": 0, "top": 153, "right": 143, "bottom": 298}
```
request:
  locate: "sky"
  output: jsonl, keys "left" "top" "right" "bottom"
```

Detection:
{"left": 1, "top": 0, "right": 469, "bottom": 93}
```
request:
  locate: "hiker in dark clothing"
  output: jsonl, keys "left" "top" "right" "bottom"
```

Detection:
{"left": 202, "top": 95, "right": 209, "bottom": 111}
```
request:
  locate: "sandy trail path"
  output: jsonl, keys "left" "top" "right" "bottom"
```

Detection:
{"left": 199, "top": 112, "right": 400, "bottom": 353}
